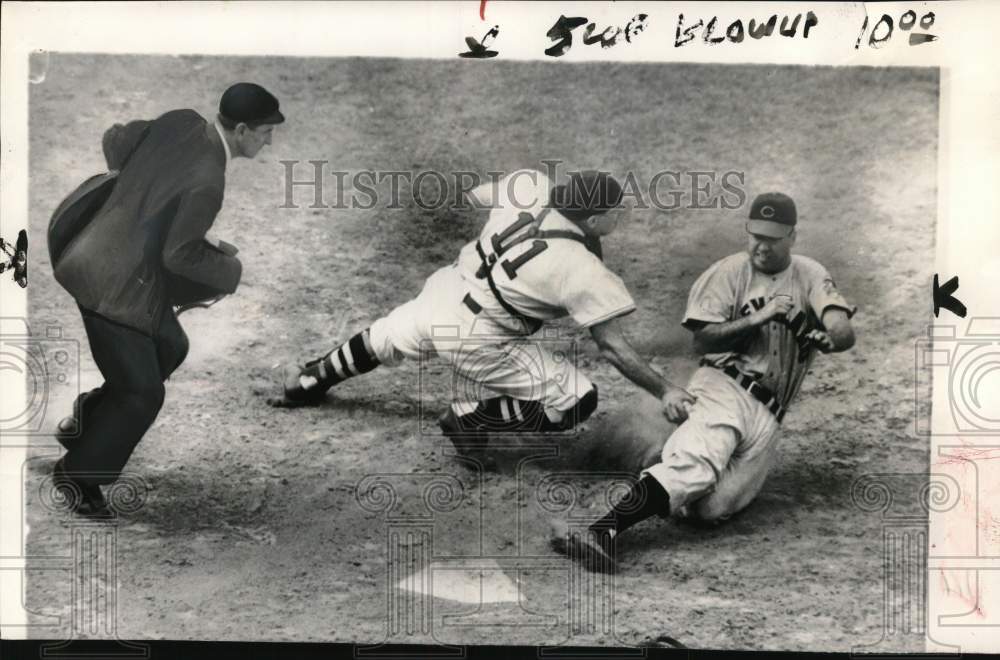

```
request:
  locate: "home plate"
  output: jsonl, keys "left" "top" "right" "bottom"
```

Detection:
{"left": 396, "top": 559, "right": 520, "bottom": 604}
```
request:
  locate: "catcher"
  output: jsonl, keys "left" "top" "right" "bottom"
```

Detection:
{"left": 274, "top": 169, "right": 695, "bottom": 466}
{"left": 552, "top": 192, "right": 857, "bottom": 571}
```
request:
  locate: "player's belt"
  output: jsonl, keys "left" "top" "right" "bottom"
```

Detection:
{"left": 706, "top": 362, "right": 786, "bottom": 423}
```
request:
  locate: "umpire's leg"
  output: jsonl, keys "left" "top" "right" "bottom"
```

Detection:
{"left": 62, "top": 310, "right": 166, "bottom": 486}
{"left": 59, "top": 308, "right": 187, "bottom": 442}
{"left": 154, "top": 307, "right": 189, "bottom": 380}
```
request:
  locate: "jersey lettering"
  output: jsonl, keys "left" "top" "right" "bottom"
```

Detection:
{"left": 483, "top": 210, "right": 554, "bottom": 281}
{"left": 739, "top": 297, "right": 766, "bottom": 315}
{"left": 738, "top": 297, "right": 816, "bottom": 362}
{"left": 685, "top": 253, "right": 854, "bottom": 409}
{"left": 457, "top": 170, "right": 636, "bottom": 330}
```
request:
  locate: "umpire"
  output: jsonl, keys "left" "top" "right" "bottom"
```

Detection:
{"left": 50, "top": 83, "right": 284, "bottom": 516}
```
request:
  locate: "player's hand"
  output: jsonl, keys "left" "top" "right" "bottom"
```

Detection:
{"left": 805, "top": 329, "right": 836, "bottom": 353}
{"left": 755, "top": 294, "right": 794, "bottom": 324}
{"left": 661, "top": 385, "right": 696, "bottom": 424}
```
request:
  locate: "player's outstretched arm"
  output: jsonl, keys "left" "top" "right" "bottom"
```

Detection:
{"left": 589, "top": 317, "right": 664, "bottom": 397}
{"left": 590, "top": 317, "right": 695, "bottom": 422}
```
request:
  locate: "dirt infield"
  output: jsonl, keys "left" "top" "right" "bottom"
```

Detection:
{"left": 24, "top": 55, "right": 936, "bottom": 650}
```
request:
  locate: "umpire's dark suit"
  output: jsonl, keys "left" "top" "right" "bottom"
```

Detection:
{"left": 53, "top": 109, "right": 241, "bottom": 486}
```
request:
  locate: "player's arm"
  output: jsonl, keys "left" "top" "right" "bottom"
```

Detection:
{"left": 805, "top": 268, "right": 857, "bottom": 353}
{"left": 805, "top": 308, "right": 855, "bottom": 353}
{"left": 690, "top": 295, "right": 793, "bottom": 354}
{"left": 590, "top": 317, "right": 695, "bottom": 423}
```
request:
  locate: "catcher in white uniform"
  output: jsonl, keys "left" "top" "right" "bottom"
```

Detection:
{"left": 275, "top": 169, "right": 695, "bottom": 464}
{"left": 553, "top": 192, "right": 857, "bottom": 571}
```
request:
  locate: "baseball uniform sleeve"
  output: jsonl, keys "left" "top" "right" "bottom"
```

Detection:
{"left": 681, "top": 259, "right": 738, "bottom": 329}
{"left": 807, "top": 263, "right": 857, "bottom": 319}
{"left": 162, "top": 185, "right": 243, "bottom": 295}
{"left": 560, "top": 256, "right": 636, "bottom": 328}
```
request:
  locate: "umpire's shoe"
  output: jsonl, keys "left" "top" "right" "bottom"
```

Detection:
{"left": 437, "top": 410, "right": 498, "bottom": 472}
{"left": 550, "top": 519, "right": 617, "bottom": 574}
{"left": 52, "top": 458, "right": 112, "bottom": 519}
{"left": 54, "top": 416, "right": 78, "bottom": 450}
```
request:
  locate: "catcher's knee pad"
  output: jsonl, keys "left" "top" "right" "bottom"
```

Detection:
{"left": 540, "top": 385, "right": 599, "bottom": 431}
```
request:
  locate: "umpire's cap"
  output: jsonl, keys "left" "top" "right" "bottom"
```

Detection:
{"left": 219, "top": 83, "right": 285, "bottom": 126}
{"left": 553, "top": 170, "right": 624, "bottom": 219}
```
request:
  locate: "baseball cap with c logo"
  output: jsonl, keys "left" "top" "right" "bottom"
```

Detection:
{"left": 747, "top": 192, "right": 796, "bottom": 238}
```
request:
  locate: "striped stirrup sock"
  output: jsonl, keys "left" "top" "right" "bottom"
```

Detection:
{"left": 300, "top": 328, "right": 381, "bottom": 392}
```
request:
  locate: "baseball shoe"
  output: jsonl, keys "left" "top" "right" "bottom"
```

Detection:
{"left": 54, "top": 415, "right": 78, "bottom": 450}
{"left": 269, "top": 363, "right": 329, "bottom": 408}
{"left": 437, "top": 410, "right": 498, "bottom": 472}
{"left": 549, "top": 519, "right": 617, "bottom": 574}
{"left": 52, "top": 458, "right": 112, "bottom": 519}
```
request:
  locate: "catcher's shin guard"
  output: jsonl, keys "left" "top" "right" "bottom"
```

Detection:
{"left": 487, "top": 385, "right": 597, "bottom": 433}
{"left": 283, "top": 328, "right": 381, "bottom": 404}
{"left": 448, "top": 386, "right": 599, "bottom": 435}
{"left": 438, "top": 388, "right": 597, "bottom": 470}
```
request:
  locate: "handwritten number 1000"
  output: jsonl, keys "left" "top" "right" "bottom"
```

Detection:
{"left": 856, "top": 10, "right": 937, "bottom": 49}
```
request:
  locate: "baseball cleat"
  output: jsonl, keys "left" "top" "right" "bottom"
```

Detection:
{"left": 271, "top": 363, "right": 329, "bottom": 408}
{"left": 549, "top": 519, "right": 617, "bottom": 574}
{"left": 447, "top": 445, "right": 498, "bottom": 472}
{"left": 437, "top": 410, "right": 498, "bottom": 472}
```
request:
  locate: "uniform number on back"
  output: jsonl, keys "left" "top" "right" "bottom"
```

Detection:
{"left": 501, "top": 240, "right": 548, "bottom": 279}
{"left": 489, "top": 211, "right": 549, "bottom": 280}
